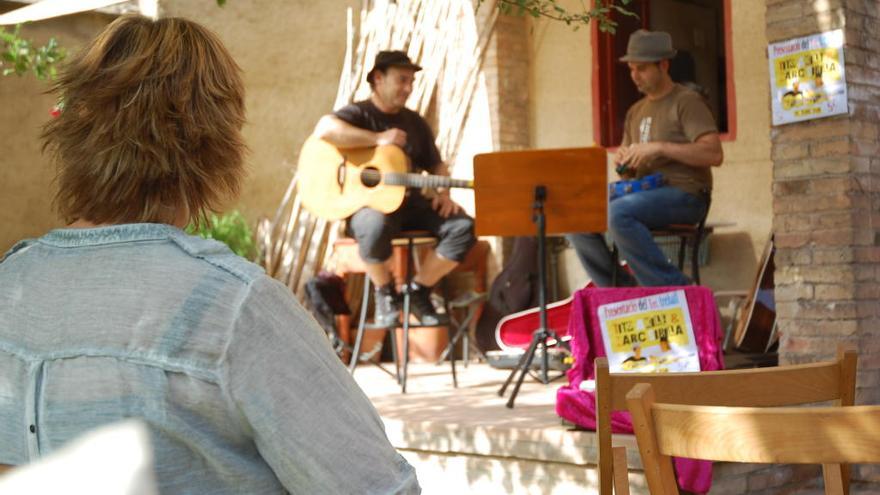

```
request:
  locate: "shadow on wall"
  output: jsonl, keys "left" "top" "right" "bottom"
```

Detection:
{"left": 701, "top": 232, "right": 758, "bottom": 291}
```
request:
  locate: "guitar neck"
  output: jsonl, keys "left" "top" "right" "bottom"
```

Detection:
{"left": 377, "top": 172, "right": 474, "bottom": 190}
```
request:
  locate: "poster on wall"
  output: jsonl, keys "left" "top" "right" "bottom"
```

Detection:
{"left": 598, "top": 290, "right": 700, "bottom": 373}
{"left": 768, "top": 29, "right": 848, "bottom": 125}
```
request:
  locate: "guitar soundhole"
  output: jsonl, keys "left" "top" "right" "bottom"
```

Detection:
{"left": 361, "top": 167, "right": 381, "bottom": 188}
{"left": 336, "top": 159, "right": 346, "bottom": 188}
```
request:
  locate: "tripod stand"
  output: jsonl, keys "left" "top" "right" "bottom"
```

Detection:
{"left": 497, "top": 185, "right": 560, "bottom": 408}
{"left": 473, "top": 147, "right": 608, "bottom": 408}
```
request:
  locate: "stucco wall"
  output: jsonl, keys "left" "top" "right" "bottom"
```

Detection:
{"left": 528, "top": 0, "right": 773, "bottom": 294}
{"left": 525, "top": 0, "right": 595, "bottom": 295}
{"left": 0, "top": 0, "right": 357, "bottom": 253}
{"left": 701, "top": 0, "right": 773, "bottom": 293}
{"left": 159, "top": 0, "right": 358, "bottom": 228}
{"left": 0, "top": 5, "right": 112, "bottom": 252}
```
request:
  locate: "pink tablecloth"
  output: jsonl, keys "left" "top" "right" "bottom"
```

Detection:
{"left": 556, "top": 286, "right": 724, "bottom": 494}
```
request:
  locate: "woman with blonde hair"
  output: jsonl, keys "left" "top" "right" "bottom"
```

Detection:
{"left": 0, "top": 15, "right": 418, "bottom": 494}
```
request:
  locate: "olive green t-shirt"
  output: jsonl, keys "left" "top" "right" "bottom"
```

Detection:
{"left": 622, "top": 84, "right": 718, "bottom": 197}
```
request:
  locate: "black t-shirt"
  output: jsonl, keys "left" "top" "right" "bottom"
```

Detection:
{"left": 333, "top": 100, "right": 442, "bottom": 174}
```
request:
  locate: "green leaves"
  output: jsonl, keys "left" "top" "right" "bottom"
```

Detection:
{"left": 1, "top": 24, "right": 66, "bottom": 80}
{"left": 480, "top": 0, "right": 637, "bottom": 33}
{"left": 187, "top": 210, "right": 258, "bottom": 261}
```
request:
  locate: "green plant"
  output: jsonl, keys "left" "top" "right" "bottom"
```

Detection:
{"left": 480, "top": 0, "right": 636, "bottom": 33}
{"left": 187, "top": 210, "right": 257, "bottom": 261}
{"left": 1, "top": 24, "right": 66, "bottom": 79}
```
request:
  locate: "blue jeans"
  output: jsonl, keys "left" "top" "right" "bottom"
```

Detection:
{"left": 566, "top": 187, "right": 707, "bottom": 287}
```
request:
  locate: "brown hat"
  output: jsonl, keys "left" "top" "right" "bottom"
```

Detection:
{"left": 619, "top": 30, "right": 677, "bottom": 63}
{"left": 366, "top": 50, "right": 422, "bottom": 84}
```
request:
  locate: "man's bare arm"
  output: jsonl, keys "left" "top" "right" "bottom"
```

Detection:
{"left": 620, "top": 132, "right": 723, "bottom": 171}
{"left": 657, "top": 132, "right": 723, "bottom": 168}
{"left": 313, "top": 115, "right": 406, "bottom": 148}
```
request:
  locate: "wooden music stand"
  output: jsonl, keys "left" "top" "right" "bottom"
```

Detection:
{"left": 473, "top": 147, "right": 607, "bottom": 408}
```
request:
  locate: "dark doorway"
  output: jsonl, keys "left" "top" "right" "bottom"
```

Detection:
{"left": 593, "top": 0, "right": 731, "bottom": 147}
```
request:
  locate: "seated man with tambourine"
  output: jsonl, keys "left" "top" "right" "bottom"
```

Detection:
{"left": 566, "top": 30, "right": 723, "bottom": 287}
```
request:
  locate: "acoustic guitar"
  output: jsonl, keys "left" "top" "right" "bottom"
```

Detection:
{"left": 733, "top": 238, "right": 777, "bottom": 353}
{"left": 297, "top": 136, "right": 474, "bottom": 220}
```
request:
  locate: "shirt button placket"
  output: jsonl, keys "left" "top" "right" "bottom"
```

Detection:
{"left": 25, "top": 362, "right": 43, "bottom": 458}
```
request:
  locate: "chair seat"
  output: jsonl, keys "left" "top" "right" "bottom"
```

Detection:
{"left": 332, "top": 231, "right": 438, "bottom": 276}
{"left": 651, "top": 224, "right": 698, "bottom": 236}
{"left": 651, "top": 223, "right": 715, "bottom": 237}
{"left": 389, "top": 230, "right": 438, "bottom": 246}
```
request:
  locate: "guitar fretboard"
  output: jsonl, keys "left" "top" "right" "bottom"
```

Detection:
{"left": 360, "top": 170, "right": 473, "bottom": 189}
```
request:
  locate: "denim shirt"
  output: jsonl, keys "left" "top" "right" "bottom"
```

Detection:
{"left": 0, "top": 224, "right": 419, "bottom": 494}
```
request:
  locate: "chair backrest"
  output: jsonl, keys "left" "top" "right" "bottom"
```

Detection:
{"left": 593, "top": 344, "right": 857, "bottom": 495}
{"left": 626, "top": 383, "right": 880, "bottom": 495}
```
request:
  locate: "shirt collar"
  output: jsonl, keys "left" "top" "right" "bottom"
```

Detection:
{"left": 39, "top": 223, "right": 183, "bottom": 248}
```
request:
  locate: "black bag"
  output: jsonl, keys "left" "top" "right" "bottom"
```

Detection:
{"left": 475, "top": 236, "right": 540, "bottom": 352}
{"left": 304, "top": 271, "right": 351, "bottom": 340}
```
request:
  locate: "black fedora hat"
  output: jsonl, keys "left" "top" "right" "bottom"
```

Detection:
{"left": 619, "top": 30, "right": 677, "bottom": 62}
{"left": 366, "top": 50, "right": 422, "bottom": 84}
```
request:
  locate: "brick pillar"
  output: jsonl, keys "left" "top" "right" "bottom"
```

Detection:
{"left": 480, "top": 8, "right": 531, "bottom": 261}
{"left": 768, "top": 0, "right": 880, "bottom": 484}
{"left": 482, "top": 11, "right": 530, "bottom": 151}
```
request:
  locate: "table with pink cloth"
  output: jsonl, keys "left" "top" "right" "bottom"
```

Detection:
{"left": 555, "top": 286, "right": 724, "bottom": 494}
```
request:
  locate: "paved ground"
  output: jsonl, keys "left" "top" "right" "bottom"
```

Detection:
{"left": 352, "top": 361, "right": 620, "bottom": 495}
{"left": 353, "top": 361, "right": 567, "bottom": 431}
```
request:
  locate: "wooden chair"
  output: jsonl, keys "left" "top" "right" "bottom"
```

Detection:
{"left": 593, "top": 344, "right": 857, "bottom": 495}
{"left": 627, "top": 384, "right": 880, "bottom": 495}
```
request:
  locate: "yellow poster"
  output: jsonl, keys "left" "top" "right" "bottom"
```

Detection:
{"left": 598, "top": 290, "right": 700, "bottom": 373}
{"left": 768, "top": 30, "right": 848, "bottom": 125}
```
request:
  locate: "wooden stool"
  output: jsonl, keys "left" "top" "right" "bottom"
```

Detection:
{"left": 334, "top": 231, "right": 450, "bottom": 393}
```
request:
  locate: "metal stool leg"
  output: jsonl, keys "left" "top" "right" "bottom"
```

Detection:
{"left": 463, "top": 322, "right": 470, "bottom": 367}
{"left": 446, "top": 312, "right": 458, "bottom": 388}
{"left": 677, "top": 235, "right": 687, "bottom": 272}
{"left": 388, "top": 317, "right": 401, "bottom": 383}
{"left": 611, "top": 243, "right": 619, "bottom": 287}
{"left": 399, "top": 237, "right": 416, "bottom": 394}
{"left": 348, "top": 276, "right": 372, "bottom": 374}
{"left": 691, "top": 232, "right": 702, "bottom": 284}
{"left": 439, "top": 280, "right": 458, "bottom": 387}
{"left": 401, "top": 284, "right": 411, "bottom": 393}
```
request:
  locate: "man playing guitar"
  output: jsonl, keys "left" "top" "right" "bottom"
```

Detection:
{"left": 313, "top": 50, "right": 476, "bottom": 327}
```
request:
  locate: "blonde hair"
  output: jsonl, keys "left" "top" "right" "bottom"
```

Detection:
{"left": 42, "top": 15, "right": 247, "bottom": 226}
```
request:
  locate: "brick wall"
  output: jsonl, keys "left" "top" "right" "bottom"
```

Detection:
{"left": 480, "top": 8, "right": 530, "bottom": 261}
{"left": 768, "top": 0, "right": 880, "bottom": 487}
{"left": 482, "top": 10, "right": 530, "bottom": 151}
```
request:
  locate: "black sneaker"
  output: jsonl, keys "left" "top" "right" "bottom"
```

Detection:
{"left": 405, "top": 281, "right": 449, "bottom": 326}
{"left": 372, "top": 283, "right": 400, "bottom": 327}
